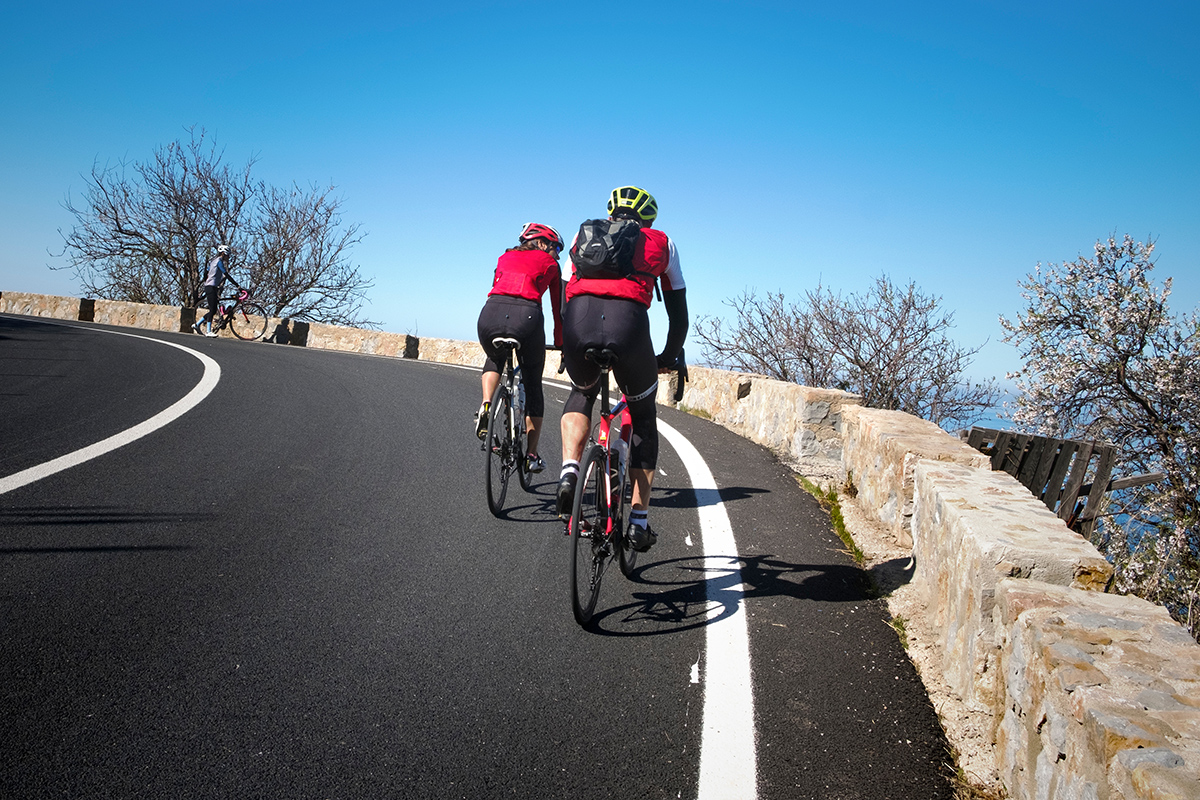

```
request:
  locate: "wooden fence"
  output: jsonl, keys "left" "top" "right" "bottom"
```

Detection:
{"left": 964, "top": 428, "right": 1117, "bottom": 536}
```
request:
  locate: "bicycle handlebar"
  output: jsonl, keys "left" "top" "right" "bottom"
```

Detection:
{"left": 670, "top": 348, "right": 688, "bottom": 403}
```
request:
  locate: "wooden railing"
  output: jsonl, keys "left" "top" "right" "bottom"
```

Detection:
{"left": 963, "top": 428, "right": 1162, "bottom": 536}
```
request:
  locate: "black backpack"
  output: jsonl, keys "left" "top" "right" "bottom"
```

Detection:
{"left": 569, "top": 218, "right": 642, "bottom": 279}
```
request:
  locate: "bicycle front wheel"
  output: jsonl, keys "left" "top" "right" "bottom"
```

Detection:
{"left": 229, "top": 301, "right": 268, "bottom": 341}
{"left": 484, "top": 384, "right": 512, "bottom": 516}
{"left": 570, "top": 444, "right": 613, "bottom": 626}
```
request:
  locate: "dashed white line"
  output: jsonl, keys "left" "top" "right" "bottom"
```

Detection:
{"left": 0, "top": 323, "right": 220, "bottom": 496}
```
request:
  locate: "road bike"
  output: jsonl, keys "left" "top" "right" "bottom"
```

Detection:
{"left": 482, "top": 337, "right": 532, "bottom": 516}
{"left": 213, "top": 289, "right": 269, "bottom": 341}
{"left": 567, "top": 347, "right": 689, "bottom": 626}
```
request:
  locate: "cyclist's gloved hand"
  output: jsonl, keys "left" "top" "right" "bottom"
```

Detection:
{"left": 656, "top": 351, "right": 681, "bottom": 372}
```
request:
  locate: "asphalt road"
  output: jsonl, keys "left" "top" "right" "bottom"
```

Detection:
{"left": 0, "top": 314, "right": 955, "bottom": 799}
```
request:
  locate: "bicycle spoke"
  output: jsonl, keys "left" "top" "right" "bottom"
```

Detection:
{"left": 229, "top": 301, "right": 268, "bottom": 341}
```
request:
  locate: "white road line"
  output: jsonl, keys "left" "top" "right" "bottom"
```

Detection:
{"left": 0, "top": 323, "right": 221, "bottom": 496}
{"left": 659, "top": 420, "right": 758, "bottom": 800}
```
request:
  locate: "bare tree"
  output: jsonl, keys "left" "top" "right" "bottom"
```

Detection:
{"left": 53, "top": 127, "right": 375, "bottom": 326}
{"left": 1000, "top": 234, "right": 1200, "bottom": 638}
{"left": 246, "top": 183, "right": 370, "bottom": 326}
{"left": 695, "top": 275, "right": 1000, "bottom": 430}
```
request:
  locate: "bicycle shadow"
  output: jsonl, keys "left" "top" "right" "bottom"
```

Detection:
{"left": 583, "top": 553, "right": 874, "bottom": 637}
{"left": 485, "top": 480, "right": 562, "bottom": 523}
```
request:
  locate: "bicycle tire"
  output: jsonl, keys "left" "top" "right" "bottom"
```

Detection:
{"left": 514, "top": 391, "right": 532, "bottom": 492}
{"left": 616, "top": 468, "right": 639, "bottom": 577}
{"left": 229, "top": 301, "right": 268, "bottom": 341}
{"left": 485, "top": 383, "right": 512, "bottom": 516}
{"left": 570, "top": 444, "right": 613, "bottom": 626}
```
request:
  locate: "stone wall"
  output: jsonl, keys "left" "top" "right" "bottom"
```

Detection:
{"left": 994, "top": 580, "right": 1200, "bottom": 799}
{"left": 4, "top": 291, "right": 1198, "bottom": 797}
{"left": 678, "top": 365, "right": 859, "bottom": 469}
{"left": 842, "top": 405, "right": 991, "bottom": 549}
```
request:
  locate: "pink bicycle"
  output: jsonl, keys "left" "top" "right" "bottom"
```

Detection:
{"left": 213, "top": 288, "right": 269, "bottom": 341}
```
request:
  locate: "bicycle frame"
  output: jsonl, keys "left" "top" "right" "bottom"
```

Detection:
{"left": 594, "top": 391, "right": 633, "bottom": 534}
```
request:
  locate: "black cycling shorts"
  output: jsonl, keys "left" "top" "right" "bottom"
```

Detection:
{"left": 476, "top": 295, "right": 548, "bottom": 418}
{"left": 561, "top": 294, "right": 660, "bottom": 470}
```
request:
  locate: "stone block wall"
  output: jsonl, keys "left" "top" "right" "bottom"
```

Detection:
{"left": 909, "top": 461, "right": 1114, "bottom": 713}
{"left": 0, "top": 291, "right": 88, "bottom": 320}
{"left": 678, "top": 365, "right": 859, "bottom": 469}
{"left": 92, "top": 299, "right": 188, "bottom": 333}
{"left": 994, "top": 580, "right": 1200, "bottom": 799}
{"left": 842, "top": 405, "right": 991, "bottom": 548}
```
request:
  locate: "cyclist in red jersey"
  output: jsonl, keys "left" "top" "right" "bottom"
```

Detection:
{"left": 556, "top": 187, "right": 688, "bottom": 552}
{"left": 475, "top": 222, "right": 565, "bottom": 474}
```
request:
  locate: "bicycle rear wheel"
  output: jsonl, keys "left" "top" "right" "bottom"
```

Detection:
{"left": 570, "top": 444, "right": 613, "bottom": 626}
{"left": 229, "top": 301, "right": 268, "bottom": 341}
{"left": 515, "top": 403, "right": 532, "bottom": 492}
{"left": 616, "top": 471, "right": 639, "bottom": 577}
{"left": 484, "top": 384, "right": 512, "bottom": 516}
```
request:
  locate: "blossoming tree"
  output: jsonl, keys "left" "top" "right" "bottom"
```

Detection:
{"left": 1000, "top": 235, "right": 1200, "bottom": 637}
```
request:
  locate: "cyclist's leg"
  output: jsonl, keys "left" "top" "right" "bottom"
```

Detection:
{"left": 476, "top": 299, "right": 507, "bottom": 406}
{"left": 557, "top": 296, "right": 607, "bottom": 516}
{"left": 511, "top": 306, "right": 547, "bottom": 457}
{"left": 559, "top": 296, "right": 604, "bottom": 467}
{"left": 199, "top": 286, "right": 219, "bottom": 329}
{"left": 606, "top": 300, "right": 659, "bottom": 550}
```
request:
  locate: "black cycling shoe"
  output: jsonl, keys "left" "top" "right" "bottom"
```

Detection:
{"left": 555, "top": 473, "right": 578, "bottom": 519}
{"left": 627, "top": 523, "right": 657, "bottom": 553}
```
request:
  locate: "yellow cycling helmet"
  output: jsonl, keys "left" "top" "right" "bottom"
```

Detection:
{"left": 607, "top": 185, "right": 658, "bottom": 223}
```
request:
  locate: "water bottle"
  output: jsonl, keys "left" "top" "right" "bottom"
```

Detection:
{"left": 614, "top": 430, "right": 630, "bottom": 484}
{"left": 514, "top": 366, "right": 525, "bottom": 414}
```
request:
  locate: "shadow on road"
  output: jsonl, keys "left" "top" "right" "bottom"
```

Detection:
{"left": 586, "top": 552, "right": 874, "bottom": 637}
{"left": 654, "top": 485, "right": 769, "bottom": 508}
{"left": 0, "top": 506, "right": 212, "bottom": 554}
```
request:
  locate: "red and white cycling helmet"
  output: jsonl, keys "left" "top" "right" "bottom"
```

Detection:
{"left": 519, "top": 222, "right": 564, "bottom": 251}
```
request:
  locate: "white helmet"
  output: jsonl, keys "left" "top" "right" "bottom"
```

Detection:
{"left": 216, "top": 244, "right": 230, "bottom": 255}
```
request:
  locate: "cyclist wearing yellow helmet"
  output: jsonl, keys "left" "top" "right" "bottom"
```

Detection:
{"left": 556, "top": 186, "right": 688, "bottom": 553}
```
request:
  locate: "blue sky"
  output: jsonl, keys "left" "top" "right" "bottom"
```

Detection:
{"left": 2, "top": 1, "right": 1197, "bottom": 385}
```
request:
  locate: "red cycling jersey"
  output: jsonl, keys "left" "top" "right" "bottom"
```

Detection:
{"left": 565, "top": 227, "right": 682, "bottom": 308}
{"left": 488, "top": 248, "right": 564, "bottom": 345}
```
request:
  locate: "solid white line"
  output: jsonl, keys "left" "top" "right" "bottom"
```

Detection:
{"left": 658, "top": 420, "right": 758, "bottom": 800}
{"left": 0, "top": 324, "right": 221, "bottom": 496}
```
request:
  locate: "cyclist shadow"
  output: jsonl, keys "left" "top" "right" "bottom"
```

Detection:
{"left": 653, "top": 485, "right": 769, "bottom": 509}
{"left": 584, "top": 553, "right": 874, "bottom": 637}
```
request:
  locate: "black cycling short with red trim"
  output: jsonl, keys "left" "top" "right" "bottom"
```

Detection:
{"left": 477, "top": 294, "right": 548, "bottom": 418}
{"left": 561, "top": 294, "right": 660, "bottom": 471}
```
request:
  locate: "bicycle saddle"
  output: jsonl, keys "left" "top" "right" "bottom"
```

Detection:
{"left": 492, "top": 337, "right": 521, "bottom": 350}
{"left": 584, "top": 347, "right": 618, "bottom": 368}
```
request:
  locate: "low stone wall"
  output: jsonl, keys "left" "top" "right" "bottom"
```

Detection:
{"left": 842, "top": 405, "right": 991, "bottom": 549}
{"left": 678, "top": 364, "right": 859, "bottom": 468}
{"left": 910, "top": 461, "right": 1114, "bottom": 713}
{"left": 0, "top": 291, "right": 88, "bottom": 321}
{"left": 994, "top": 580, "right": 1200, "bottom": 799}
{"left": 92, "top": 299, "right": 189, "bottom": 333}
{"left": 5, "top": 290, "right": 1198, "bottom": 797}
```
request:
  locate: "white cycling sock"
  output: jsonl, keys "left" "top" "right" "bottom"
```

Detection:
{"left": 560, "top": 460, "right": 579, "bottom": 479}
{"left": 630, "top": 509, "right": 649, "bottom": 529}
